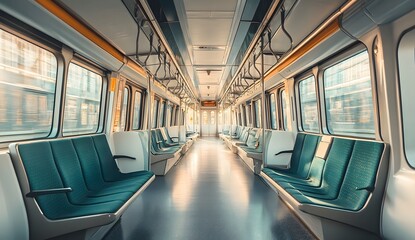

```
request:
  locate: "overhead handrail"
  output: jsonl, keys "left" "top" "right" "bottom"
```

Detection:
{"left": 154, "top": 40, "right": 162, "bottom": 79}
{"left": 280, "top": 5, "right": 293, "bottom": 53}
{"left": 143, "top": 32, "right": 154, "bottom": 66}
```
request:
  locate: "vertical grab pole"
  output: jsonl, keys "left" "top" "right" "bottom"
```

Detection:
{"left": 179, "top": 98, "right": 183, "bottom": 142}
{"left": 259, "top": 34, "right": 266, "bottom": 175}
{"left": 147, "top": 75, "right": 152, "bottom": 171}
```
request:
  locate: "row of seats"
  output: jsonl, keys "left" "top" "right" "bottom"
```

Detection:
{"left": 261, "top": 132, "right": 388, "bottom": 236}
{"left": 220, "top": 126, "right": 267, "bottom": 173}
{"left": 9, "top": 134, "right": 155, "bottom": 239}
{"left": 150, "top": 127, "right": 195, "bottom": 175}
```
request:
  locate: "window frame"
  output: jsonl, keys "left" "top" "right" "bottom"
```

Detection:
{"left": 318, "top": 44, "right": 378, "bottom": 139}
{"left": 296, "top": 74, "right": 320, "bottom": 133}
{"left": 62, "top": 60, "right": 107, "bottom": 137}
{"left": 0, "top": 25, "right": 61, "bottom": 144}
{"left": 397, "top": 27, "right": 415, "bottom": 168}
{"left": 268, "top": 93, "right": 277, "bottom": 130}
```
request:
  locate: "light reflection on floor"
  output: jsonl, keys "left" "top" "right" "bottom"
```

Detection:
{"left": 104, "top": 137, "right": 315, "bottom": 240}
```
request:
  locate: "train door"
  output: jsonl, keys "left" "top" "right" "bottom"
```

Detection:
{"left": 201, "top": 109, "right": 217, "bottom": 137}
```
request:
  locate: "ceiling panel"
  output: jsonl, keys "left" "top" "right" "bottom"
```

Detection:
{"left": 196, "top": 69, "right": 223, "bottom": 84}
{"left": 187, "top": 18, "right": 233, "bottom": 46}
{"left": 199, "top": 85, "right": 219, "bottom": 99}
{"left": 193, "top": 50, "right": 225, "bottom": 65}
{"left": 60, "top": 0, "right": 138, "bottom": 54}
{"left": 183, "top": 0, "right": 238, "bottom": 12}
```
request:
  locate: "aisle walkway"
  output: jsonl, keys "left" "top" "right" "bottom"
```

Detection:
{"left": 105, "top": 137, "right": 314, "bottom": 240}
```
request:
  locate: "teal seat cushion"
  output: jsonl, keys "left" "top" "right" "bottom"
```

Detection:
{"left": 285, "top": 138, "right": 355, "bottom": 199}
{"left": 18, "top": 142, "right": 125, "bottom": 220}
{"left": 291, "top": 141, "right": 384, "bottom": 211}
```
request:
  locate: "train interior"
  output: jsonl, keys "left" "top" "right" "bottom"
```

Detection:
{"left": 1, "top": 0, "right": 415, "bottom": 239}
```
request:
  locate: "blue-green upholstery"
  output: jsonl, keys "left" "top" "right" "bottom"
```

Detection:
{"left": 264, "top": 134, "right": 320, "bottom": 180}
{"left": 262, "top": 132, "right": 385, "bottom": 212}
{"left": 293, "top": 141, "right": 384, "bottom": 211}
{"left": 17, "top": 135, "right": 154, "bottom": 220}
{"left": 150, "top": 130, "right": 180, "bottom": 155}
{"left": 285, "top": 138, "right": 355, "bottom": 199}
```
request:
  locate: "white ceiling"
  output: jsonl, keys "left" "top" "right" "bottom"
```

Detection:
{"left": 181, "top": 0, "right": 239, "bottom": 101}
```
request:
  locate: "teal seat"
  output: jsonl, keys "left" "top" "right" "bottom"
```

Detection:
{"left": 18, "top": 142, "right": 125, "bottom": 220}
{"left": 268, "top": 156, "right": 326, "bottom": 187}
{"left": 50, "top": 139, "right": 134, "bottom": 205}
{"left": 263, "top": 133, "right": 320, "bottom": 180}
{"left": 150, "top": 130, "right": 180, "bottom": 154}
{"left": 292, "top": 141, "right": 384, "bottom": 211}
{"left": 92, "top": 134, "right": 154, "bottom": 182}
{"left": 71, "top": 137, "right": 146, "bottom": 194}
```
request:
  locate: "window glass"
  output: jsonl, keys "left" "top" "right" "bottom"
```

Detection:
{"left": 246, "top": 105, "right": 251, "bottom": 126}
{"left": 299, "top": 76, "right": 319, "bottom": 132}
{"left": 152, "top": 99, "right": 159, "bottom": 128}
{"left": 160, "top": 101, "right": 166, "bottom": 127}
{"left": 398, "top": 29, "right": 415, "bottom": 167}
{"left": 242, "top": 105, "right": 247, "bottom": 126}
{"left": 114, "top": 86, "right": 129, "bottom": 132}
{"left": 166, "top": 104, "right": 172, "bottom": 126}
{"left": 0, "top": 29, "right": 57, "bottom": 142}
{"left": 132, "top": 91, "right": 142, "bottom": 130}
{"left": 210, "top": 111, "right": 216, "bottom": 125}
{"left": 280, "top": 90, "right": 288, "bottom": 130}
{"left": 63, "top": 63, "right": 102, "bottom": 136}
{"left": 269, "top": 94, "right": 277, "bottom": 129}
{"left": 202, "top": 111, "right": 208, "bottom": 125}
{"left": 324, "top": 51, "right": 374, "bottom": 137}
{"left": 254, "top": 100, "right": 261, "bottom": 128}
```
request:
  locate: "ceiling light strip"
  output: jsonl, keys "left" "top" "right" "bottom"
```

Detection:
{"left": 35, "top": 0, "right": 147, "bottom": 77}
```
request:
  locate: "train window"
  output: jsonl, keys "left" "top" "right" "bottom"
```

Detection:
{"left": 174, "top": 106, "right": 180, "bottom": 126}
{"left": 398, "top": 28, "right": 415, "bottom": 167}
{"left": 246, "top": 104, "right": 251, "bottom": 126}
{"left": 160, "top": 101, "right": 166, "bottom": 127}
{"left": 0, "top": 29, "right": 57, "bottom": 142}
{"left": 254, "top": 99, "right": 261, "bottom": 128}
{"left": 280, "top": 89, "right": 288, "bottom": 130}
{"left": 299, "top": 76, "right": 319, "bottom": 132}
{"left": 113, "top": 86, "right": 129, "bottom": 132}
{"left": 152, "top": 99, "right": 159, "bottom": 128}
{"left": 269, "top": 94, "right": 277, "bottom": 129}
{"left": 241, "top": 105, "right": 247, "bottom": 126}
{"left": 132, "top": 91, "right": 142, "bottom": 130}
{"left": 166, "top": 104, "right": 172, "bottom": 126}
{"left": 323, "top": 51, "right": 374, "bottom": 137}
{"left": 63, "top": 63, "right": 103, "bottom": 136}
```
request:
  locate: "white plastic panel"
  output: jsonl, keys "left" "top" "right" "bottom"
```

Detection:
{"left": 0, "top": 154, "right": 29, "bottom": 240}
{"left": 265, "top": 130, "right": 295, "bottom": 167}
{"left": 112, "top": 132, "right": 146, "bottom": 173}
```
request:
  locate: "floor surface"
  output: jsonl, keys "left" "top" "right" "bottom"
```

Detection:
{"left": 104, "top": 137, "right": 314, "bottom": 240}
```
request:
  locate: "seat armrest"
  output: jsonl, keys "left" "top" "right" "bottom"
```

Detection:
{"left": 275, "top": 150, "right": 293, "bottom": 156}
{"left": 26, "top": 187, "right": 72, "bottom": 198}
{"left": 113, "top": 155, "right": 136, "bottom": 160}
{"left": 235, "top": 142, "right": 247, "bottom": 146}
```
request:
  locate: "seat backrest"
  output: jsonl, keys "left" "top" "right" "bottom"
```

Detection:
{"left": 287, "top": 133, "right": 318, "bottom": 176}
{"left": 16, "top": 142, "right": 74, "bottom": 220}
{"left": 92, "top": 134, "right": 124, "bottom": 181}
{"left": 335, "top": 141, "right": 385, "bottom": 211}
{"left": 246, "top": 129, "right": 258, "bottom": 148}
{"left": 50, "top": 139, "right": 91, "bottom": 203}
{"left": 293, "top": 134, "right": 321, "bottom": 178}
{"left": 71, "top": 137, "right": 107, "bottom": 191}
{"left": 318, "top": 138, "right": 355, "bottom": 198}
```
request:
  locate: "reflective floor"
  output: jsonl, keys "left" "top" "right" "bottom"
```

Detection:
{"left": 105, "top": 137, "right": 314, "bottom": 240}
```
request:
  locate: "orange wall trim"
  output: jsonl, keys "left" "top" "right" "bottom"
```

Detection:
{"left": 264, "top": 18, "right": 340, "bottom": 81}
{"left": 36, "top": 0, "right": 147, "bottom": 77}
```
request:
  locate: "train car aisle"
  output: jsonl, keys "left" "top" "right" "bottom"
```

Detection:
{"left": 105, "top": 137, "right": 314, "bottom": 240}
